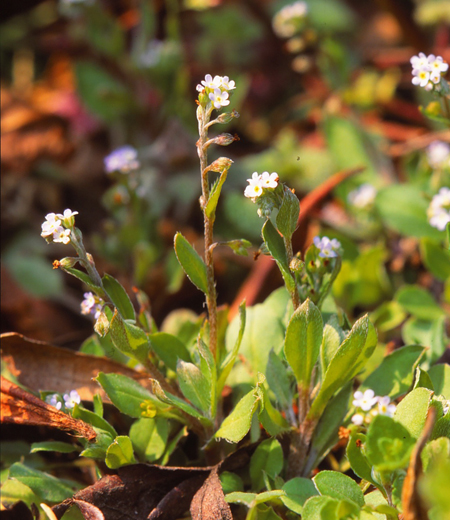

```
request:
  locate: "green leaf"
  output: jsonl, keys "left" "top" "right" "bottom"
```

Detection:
{"left": 360, "top": 344, "right": 426, "bottom": 399}
{"left": 313, "top": 470, "right": 364, "bottom": 507}
{"left": 79, "top": 428, "right": 114, "bottom": 460}
{"left": 105, "top": 436, "right": 136, "bottom": 469}
{"left": 63, "top": 266, "right": 102, "bottom": 292}
{"left": 309, "top": 315, "right": 377, "bottom": 419}
{"left": 174, "top": 232, "right": 208, "bottom": 294}
{"left": 266, "top": 350, "right": 292, "bottom": 409}
{"left": 376, "top": 184, "right": 443, "bottom": 239}
{"left": 30, "top": 441, "right": 78, "bottom": 454}
{"left": 177, "top": 360, "right": 211, "bottom": 414}
{"left": 108, "top": 309, "right": 150, "bottom": 365}
{"left": 215, "top": 388, "right": 261, "bottom": 443}
{"left": 8, "top": 463, "right": 78, "bottom": 502}
{"left": 420, "top": 238, "right": 450, "bottom": 281}
{"left": 220, "top": 239, "right": 252, "bottom": 256}
{"left": 0, "top": 479, "right": 41, "bottom": 509}
{"left": 365, "top": 415, "right": 415, "bottom": 472}
{"left": 205, "top": 165, "right": 229, "bottom": 219}
{"left": 394, "top": 387, "right": 433, "bottom": 439}
{"left": 276, "top": 187, "right": 300, "bottom": 239}
{"left": 129, "top": 417, "right": 169, "bottom": 462}
{"left": 225, "top": 492, "right": 257, "bottom": 505}
{"left": 71, "top": 404, "right": 117, "bottom": 438}
{"left": 258, "top": 384, "right": 290, "bottom": 436}
{"left": 428, "top": 364, "right": 450, "bottom": 398}
{"left": 262, "top": 219, "right": 296, "bottom": 293}
{"left": 149, "top": 332, "right": 191, "bottom": 371}
{"left": 396, "top": 285, "right": 445, "bottom": 321}
{"left": 151, "top": 379, "right": 211, "bottom": 425}
{"left": 281, "top": 477, "right": 319, "bottom": 514}
{"left": 93, "top": 393, "right": 104, "bottom": 417}
{"left": 413, "top": 366, "right": 434, "bottom": 391}
{"left": 302, "top": 495, "right": 336, "bottom": 520}
{"left": 95, "top": 372, "right": 159, "bottom": 418}
{"left": 284, "top": 299, "right": 323, "bottom": 390}
{"left": 320, "top": 316, "right": 345, "bottom": 374}
{"left": 346, "top": 433, "right": 378, "bottom": 487}
{"left": 250, "top": 439, "right": 283, "bottom": 491}
{"left": 102, "top": 273, "right": 135, "bottom": 321}
{"left": 220, "top": 472, "right": 244, "bottom": 494}
{"left": 307, "top": 383, "right": 352, "bottom": 473}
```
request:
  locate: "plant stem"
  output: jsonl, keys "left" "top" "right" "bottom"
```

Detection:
{"left": 284, "top": 236, "right": 301, "bottom": 309}
{"left": 197, "top": 106, "right": 218, "bottom": 360}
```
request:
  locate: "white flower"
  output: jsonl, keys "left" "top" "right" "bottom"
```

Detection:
{"left": 220, "top": 76, "right": 236, "bottom": 91}
{"left": 63, "top": 390, "right": 81, "bottom": 409}
{"left": 260, "top": 171, "right": 279, "bottom": 188}
{"left": 412, "top": 68, "right": 431, "bottom": 88}
{"left": 272, "top": 1, "right": 308, "bottom": 38}
{"left": 41, "top": 213, "right": 62, "bottom": 237}
{"left": 427, "top": 141, "right": 450, "bottom": 168}
{"left": 244, "top": 172, "right": 264, "bottom": 199}
{"left": 429, "top": 209, "right": 450, "bottom": 231}
{"left": 46, "top": 394, "right": 62, "bottom": 410}
{"left": 428, "top": 54, "right": 449, "bottom": 74}
{"left": 410, "top": 52, "right": 429, "bottom": 70}
{"left": 351, "top": 413, "right": 364, "bottom": 426}
{"left": 104, "top": 146, "right": 140, "bottom": 174}
{"left": 428, "top": 187, "right": 450, "bottom": 230}
{"left": 52, "top": 227, "right": 71, "bottom": 244}
{"left": 56, "top": 209, "right": 78, "bottom": 228}
{"left": 196, "top": 84, "right": 204, "bottom": 92}
{"left": 352, "top": 389, "right": 378, "bottom": 412}
{"left": 313, "top": 236, "right": 341, "bottom": 258}
{"left": 201, "top": 74, "right": 222, "bottom": 90}
{"left": 348, "top": 183, "right": 377, "bottom": 208}
{"left": 377, "top": 396, "right": 396, "bottom": 417}
{"left": 209, "top": 88, "right": 230, "bottom": 109}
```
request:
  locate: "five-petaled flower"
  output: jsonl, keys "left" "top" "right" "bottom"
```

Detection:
{"left": 313, "top": 236, "right": 341, "bottom": 258}
{"left": 81, "top": 292, "right": 103, "bottom": 319}
{"left": 352, "top": 389, "right": 378, "bottom": 411}
{"left": 201, "top": 74, "right": 222, "bottom": 90}
{"left": 351, "top": 389, "right": 397, "bottom": 426}
{"left": 41, "top": 213, "right": 62, "bottom": 238}
{"left": 411, "top": 52, "right": 448, "bottom": 91}
{"left": 104, "top": 146, "right": 140, "bottom": 174}
{"left": 46, "top": 393, "right": 62, "bottom": 410}
{"left": 63, "top": 390, "right": 81, "bottom": 409}
{"left": 260, "top": 171, "right": 279, "bottom": 189}
{"left": 53, "top": 227, "right": 72, "bottom": 245}
{"left": 209, "top": 88, "right": 230, "bottom": 109}
{"left": 244, "top": 172, "right": 264, "bottom": 199}
{"left": 427, "top": 187, "right": 450, "bottom": 231}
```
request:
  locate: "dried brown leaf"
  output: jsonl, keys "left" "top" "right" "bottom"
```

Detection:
{"left": 190, "top": 467, "right": 232, "bottom": 520}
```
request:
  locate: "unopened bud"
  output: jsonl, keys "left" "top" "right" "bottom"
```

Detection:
{"left": 59, "top": 257, "right": 78, "bottom": 269}
{"left": 214, "top": 133, "right": 236, "bottom": 146}
{"left": 94, "top": 311, "right": 110, "bottom": 337}
{"left": 289, "top": 257, "right": 304, "bottom": 273}
{"left": 198, "top": 92, "right": 209, "bottom": 107}
{"left": 208, "top": 157, "right": 234, "bottom": 173}
{"left": 215, "top": 109, "right": 240, "bottom": 124}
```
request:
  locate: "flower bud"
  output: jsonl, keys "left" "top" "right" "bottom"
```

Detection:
{"left": 208, "top": 157, "right": 234, "bottom": 173}
{"left": 215, "top": 109, "right": 240, "bottom": 124}
{"left": 214, "top": 133, "right": 237, "bottom": 146}
{"left": 289, "top": 257, "right": 304, "bottom": 273}
{"left": 59, "top": 257, "right": 78, "bottom": 269}
{"left": 198, "top": 92, "right": 209, "bottom": 107}
{"left": 94, "top": 311, "right": 110, "bottom": 337}
{"left": 140, "top": 400, "right": 157, "bottom": 418}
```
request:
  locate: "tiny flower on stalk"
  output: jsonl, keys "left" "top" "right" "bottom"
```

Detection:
{"left": 201, "top": 74, "right": 222, "bottom": 90}
{"left": 411, "top": 52, "right": 448, "bottom": 91}
{"left": 377, "top": 396, "right": 396, "bottom": 417}
{"left": 57, "top": 209, "right": 78, "bottom": 228}
{"left": 427, "top": 187, "right": 450, "bottom": 231}
{"left": 81, "top": 292, "right": 103, "bottom": 319}
{"left": 313, "top": 236, "right": 341, "bottom": 258}
{"left": 41, "top": 213, "right": 62, "bottom": 238}
{"left": 46, "top": 393, "right": 62, "bottom": 410}
{"left": 53, "top": 227, "right": 72, "bottom": 245}
{"left": 63, "top": 390, "right": 81, "bottom": 409}
{"left": 220, "top": 76, "right": 236, "bottom": 91}
{"left": 427, "top": 141, "right": 450, "bottom": 168}
{"left": 348, "top": 184, "right": 377, "bottom": 209}
{"left": 244, "top": 172, "right": 264, "bottom": 199}
{"left": 260, "top": 171, "right": 279, "bottom": 188}
{"left": 104, "top": 146, "right": 140, "bottom": 174}
{"left": 352, "top": 389, "right": 378, "bottom": 411}
{"left": 209, "top": 88, "right": 230, "bottom": 109}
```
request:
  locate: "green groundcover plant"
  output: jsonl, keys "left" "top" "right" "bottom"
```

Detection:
{"left": 2, "top": 4, "right": 450, "bottom": 520}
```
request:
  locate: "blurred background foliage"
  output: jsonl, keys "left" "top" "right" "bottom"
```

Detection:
{"left": 1, "top": 0, "right": 449, "bottom": 353}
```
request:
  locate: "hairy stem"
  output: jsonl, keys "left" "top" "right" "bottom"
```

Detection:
{"left": 284, "top": 236, "right": 301, "bottom": 309}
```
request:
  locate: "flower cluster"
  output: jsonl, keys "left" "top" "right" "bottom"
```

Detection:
{"left": 272, "top": 1, "right": 308, "bottom": 39}
{"left": 104, "top": 146, "right": 140, "bottom": 174}
{"left": 45, "top": 390, "right": 81, "bottom": 411}
{"left": 196, "top": 74, "right": 236, "bottom": 109}
{"left": 80, "top": 292, "right": 103, "bottom": 319}
{"left": 351, "top": 389, "right": 396, "bottom": 426}
{"left": 41, "top": 210, "right": 78, "bottom": 244}
{"left": 427, "top": 187, "right": 450, "bottom": 231}
{"left": 427, "top": 140, "right": 450, "bottom": 168}
{"left": 347, "top": 183, "right": 377, "bottom": 209}
{"left": 244, "top": 171, "right": 279, "bottom": 200}
{"left": 411, "top": 52, "right": 448, "bottom": 92}
{"left": 313, "top": 236, "right": 341, "bottom": 258}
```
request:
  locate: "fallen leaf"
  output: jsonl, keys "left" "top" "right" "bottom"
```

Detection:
{"left": 190, "top": 467, "right": 232, "bottom": 520}
{"left": 1, "top": 376, "right": 96, "bottom": 442}
{"left": 0, "top": 501, "right": 36, "bottom": 520}
{"left": 72, "top": 500, "right": 105, "bottom": 520}
{"left": 1, "top": 333, "right": 153, "bottom": 402}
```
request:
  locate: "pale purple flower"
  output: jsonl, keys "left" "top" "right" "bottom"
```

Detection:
{"left": 427, "top": 141, "right": 450, "bottom": 168}
{"left": 377, "top": 396, "right": 396, "bottom": 417}
{"left": 81, "top": 292, "right": 98, "bottom": 315}
{"left": 46, "top": 393, "right": 62, "bottom": 410}
{"left": 41, "top": 213, "right": 62, "bottom": 237}
{"left": 313, "top": 236, "right": 341, "bottom": 258}
{"left": 428, "top": 187, "right": 450, "bottom": 230}
{"left": 104, "top": 146, "right": 140, "bottom": 174}
{"left": 209, "top": 88, "right": 230, "bottom": 109}
{"left": 428, "top": 54, "right": 449, "bottom": 75}
{"left": 410, "top": 52, "right": 429, "bottom": 70}
{"left": 353, "top": 389, "right": 378, "bottom": 412}
{"left": 63, "top": 390, "right": 81, "bottom": 409}
{"left": 411, "top": 53, "right": 448, "bottom": 90}
{"left": 220, "top": 76, "right": 236, "bottom": 91}
{"left": 201, "top": 74, "right": 222, "bottom": 90}
{"left": 52, "top": 227, "right": 71, "bottom": 244}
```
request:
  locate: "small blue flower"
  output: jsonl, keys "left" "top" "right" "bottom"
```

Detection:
{"left": 104, "top": 146, "right": 140, "bottom": 174}
{"left": 313, "top": 236, "right": 341, "bottom": 258}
